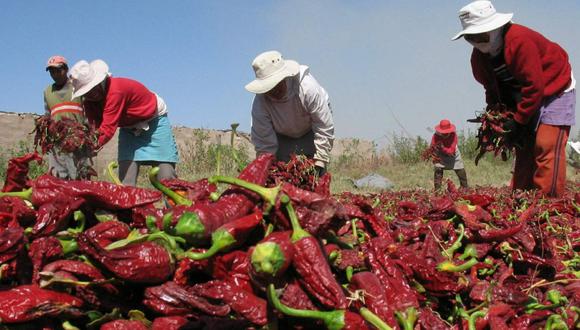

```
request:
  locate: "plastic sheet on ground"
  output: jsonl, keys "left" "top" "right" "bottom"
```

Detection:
{"left": 353, "top": 173, "right": 394, "bottom": 190}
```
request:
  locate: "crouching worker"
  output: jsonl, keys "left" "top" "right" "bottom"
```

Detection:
{"left": 245, "top": 50, "right": 334, "bottom": 176}
{"left": 430, "top": 119, "right": 468, "bottom": 191}
{"left": 69, "top": 59, "right": 179, "bottom": 186}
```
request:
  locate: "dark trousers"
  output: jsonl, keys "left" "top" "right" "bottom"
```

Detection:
{"left": 275, "top": 130, "right": 316, "bottom": 162}
{"left": 434, "top": 168, "right": 468, "bottom": 191}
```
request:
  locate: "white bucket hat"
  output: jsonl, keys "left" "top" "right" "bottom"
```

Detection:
{"left": 452, "top": 1, "right": 513, "bottom": 40}
{"left": 69, "top": 59, "right": 110, "bottom": 98}
{"left": 245, "top": 50, "right": 300, "bottom": 94}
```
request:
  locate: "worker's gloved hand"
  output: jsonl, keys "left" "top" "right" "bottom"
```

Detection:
{"left": 315, "top": 165, "right": 326, "bottom": 177}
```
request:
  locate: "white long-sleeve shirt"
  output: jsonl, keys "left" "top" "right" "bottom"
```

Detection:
{"left": 250, "top": 65, "right": 334, "bottom": 165}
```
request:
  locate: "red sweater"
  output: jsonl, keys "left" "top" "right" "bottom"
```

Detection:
{"left": 431, "top": 133, "right": 457, "bottom": 156}
{"left": 471, "top": 24, "right": 572, "bottom": 124}
{"left": 84, "top": 77, "right": 157, "bottom": 146}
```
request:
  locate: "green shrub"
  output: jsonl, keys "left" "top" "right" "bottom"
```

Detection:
{"left": 177, "top": 130, "right": 250, "bottom": 180}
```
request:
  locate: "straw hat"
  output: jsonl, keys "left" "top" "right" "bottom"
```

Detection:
{"left": 69, "top": 59, "right": 110, "bottom": 98}
{"left": 452, "top": 1, "right": 513, "bottom": 40}
{"left": 435, "top": 119, "right": 456, "bottom": 134}
{"left": 245, "top": 50, "right": 300, "bottom": 94}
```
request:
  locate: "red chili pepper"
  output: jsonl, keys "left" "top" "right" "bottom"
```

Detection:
{"left": 1, "top": 152, "right": 43, "bottom": 193}
{"left": 28, "top": 236, "right": 63, "bottom": 283}
{"left": 348, "top": 271, "right": 398, "bottom": 328}
{"left": 283, "top": 195, "right": 348, "bottom": 309}
{"left": 143, "top": 281, "right": 230, "bottom": 317}
{"left": 78, "top": 222, "right": 174, "bottom": 284}
{"left": 151, "top": 316, "right": 189, "bottom": 330}
{"left": 0, "top": 174, "right": 162, "bottom": 209}
{"left": 159, "top": 177, "right": 217, "bottom": 204}
{"left": 249, "top": 230, "right": 295, "bottom": 281}
{"left": 197, "top": 279, "right": 268, "bottom": 326}
{"left": 31, "top": 195, "right": 85, "bottom": 238}
{"left": 100, "top": 320, "right": 149, "bottom": 330}
{"left": 366, "top": 238, "right": 420, "bottom": 310}
{"left": 0, "top": 196, "right": 36, "bottom": 227}
{"left": 268, "top": 284, "right": 370, "bottom": 330}
{"left": 0, "top": 285, "right": 84, "bottom": 323}
{"left": 40, "top": 260, "right": 117, "bottom": 293}
{"left": 181, "top": 210, "right": 263, "bottom": 260}
{"left": 152, "top": 154, "right": 274, "bottom": 244}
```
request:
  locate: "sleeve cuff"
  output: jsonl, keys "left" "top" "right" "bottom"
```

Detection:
{"left": 314, "top": 160, "right": 326, "bottom": 168}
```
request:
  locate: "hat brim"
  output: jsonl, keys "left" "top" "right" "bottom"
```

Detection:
{"left": 245, "top": 60, "right": 300, "bottom": 94}
{"left": 71, "top": 60, "right": 109, "bottom": 99}
{"left": 435, "top": 124, "right": 456, "bottom": 134}
{"left": 45, "top": 63, "right": 66, "bottom": 71}
{"left": 451, "top": 13, "right": 513, "bottom": 40}
{"left": 72, "top": 72, "right": 107, "bottom": 99}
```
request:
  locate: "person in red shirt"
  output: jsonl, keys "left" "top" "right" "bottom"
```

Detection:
{"left": 69, "top": 59, "right": 179, "bottom": 186}
{"left": 430, "top": 119, "right": 468, "bottom": 191}
{"left": 452, "top": 1, "right": 576, "bottom": 197}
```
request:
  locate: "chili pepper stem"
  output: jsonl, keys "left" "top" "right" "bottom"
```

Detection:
{"left": 0, "top": 187, "right": 32, "bottom": 201}
{"left": 107, "top": 161, "right": 122, "bottom": 185}
{"left": 149, "top": 167, "right": 192, "bottom": 206}
{"left": 280, "top": 195, "right": 310, "bottom": 242}
{"left": 208, "top": 175, "right": 280, "bottom": 212}
{"left": 267, "top": 284, "right": 345, "bottom": 330}
{"left": 181, "top": 230, "right": 236, "bottom": 260}
{"left": 394, "top": 307, "right": 417, "bottom": 330}
{"left": 443, "top": 224, "right": 464, "bottom": 259}
{"left": 59, "top": 238, "right": 78, "bottom": 255}
{"left": 360, "top": 307, "right": 394, "bottom": 330}
{"left": 467, "top": 310, "right": 486, "bottom": 330}
{"left": 437, "top": 258, "right": 478, "bottom": 272}
{"left": 251, "top": 242, "right": 286, "bottom": 276}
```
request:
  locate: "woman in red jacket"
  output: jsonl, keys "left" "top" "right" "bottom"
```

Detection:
{"left": 430, "top": 119, "right": 468, "bottom": 191}
{"left": 452, "top": 1, "right": 576, "bottom": 197}
{"left": 69, "top": 59, "right": 179, "bottom": 186}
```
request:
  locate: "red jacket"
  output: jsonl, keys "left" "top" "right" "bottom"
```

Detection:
{"left": 471, "top": 24, "right": 572, "bottom": 124}
{"left": 84, "top": 77, "right": 157, "bottom": 146}
{"left": 431, "top": 133, "right": 457, "bottom": 156}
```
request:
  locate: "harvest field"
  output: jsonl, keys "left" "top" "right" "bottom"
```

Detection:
{"left": 0, "top": 130, "right": 579, "bottom": 329}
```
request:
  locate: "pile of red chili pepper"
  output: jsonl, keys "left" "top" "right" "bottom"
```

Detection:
{"left": 33, "top": 115, "right": 99, "bottom": 155}
{"left": 468, "top": 103, "right": 517, "bottom": 165}
{"left": 0, "top": 152, "right": 579, "bottom": 329}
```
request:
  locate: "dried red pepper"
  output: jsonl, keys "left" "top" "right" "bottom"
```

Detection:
{"left": 268, "top": 283, "right": 370, "bottom": 330}
{"left": 0, "top": 285, "right": 84, "bottom": 323}
{"left": 282, "top": 194, "right": 348, "bottom": 309}
{"left": 143, "top": 281, "right": 230, "bottom": 317}
{"left": 249, "top": 230, "right": 295, "bottom": 281}
{"left": 2, "top": 152, "right": 43, "bottom": 193}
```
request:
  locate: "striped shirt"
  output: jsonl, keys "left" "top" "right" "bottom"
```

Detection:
{"left": 43, "top": 81, "right": 83, "bottom": 121}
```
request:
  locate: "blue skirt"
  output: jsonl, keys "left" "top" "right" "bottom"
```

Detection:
{"left": 118, "top": 114, "right": 179, "bottom": 163}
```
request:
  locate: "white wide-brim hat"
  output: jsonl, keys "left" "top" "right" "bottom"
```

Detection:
{"left": 245, "top": 50, "right": 300, "bottom": 94}
{"left": 70, "top": 59, "right": 110, "bottom": 99}
{"left": 452, "top": 1, "right": 513, "bottom": 40}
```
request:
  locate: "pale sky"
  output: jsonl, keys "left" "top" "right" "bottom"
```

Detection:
{"left": 1, "top": 1, "right": 578, "bottom": 145}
